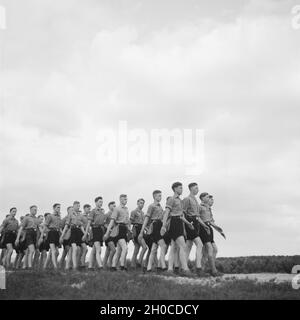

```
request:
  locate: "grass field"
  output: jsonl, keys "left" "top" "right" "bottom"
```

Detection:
{"left": 1, "top": 269, "right": 300, "bottom": 300}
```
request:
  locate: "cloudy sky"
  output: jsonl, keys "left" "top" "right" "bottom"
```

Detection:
{"left": 0, "top": 0, "right": 299, "bottom": 257}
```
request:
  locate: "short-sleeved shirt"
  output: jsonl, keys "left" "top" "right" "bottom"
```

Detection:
{"left": 182, "top": 195, "right": 200, "bottom": 217}
{"left": 166, "top": 195, "right": 184, "bottom": 217}
{"left": 88, "top": 207, "right": 106, "bottom": 227}
{"left": 146, "top": 203, "right": 163, "bottom": 221}
{"left": 199, "top": 204, "right": 214, "bottom": 223}
{"left": 81, "top": 214, "right": 89, "bottom": 228}
{"left": 60, "top": 216, "right": 71, "bottom": 239}
{"left": 130, "top": 208, "right": 145, "bottom": 225}
{"left": 66, "top": 212, "right": 85, "bottom": 227}
{"left": 1, "top": 216, "right": 19, "bottom": 232}
{"left": 111, "top": 205, "right": 130, "bottom": 225}
{"left": 60, "top": 216, "right": 67, "bottom": 229}
{"left": 104, "top": 211, "right": 113, "bottom": 227}
{"left": 45, "top": 213, "right": 62, "bottom": 230}
{"left": 22, "top": 214, "right": 40, "bottom": 230}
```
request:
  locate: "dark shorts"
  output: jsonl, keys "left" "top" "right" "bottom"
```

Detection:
{"left": 3, "top": 231, "right": 17, "bottom": 247}
{"left": 91, "top": 226, "right": 104, "bottom": 245}
{"left": 47, "top": 230, "right": 60, "bottom": 247}
{"left": 15, "top": 240, "right": 27, "bottom": 254}
{"left": 105, "top": 236, "right": 117, "bottom": 247}
{"left": 132, "top": 224, "right": 142, "bottom": 244}
{"left": 25, "top": 229, "right": 37, "bottom": 248}
{"left": 163, "top": 231, "right": 171, "bottom": 246}
{"left": 63, "top": 239, "right": 71, "bottom": 249}
{"left": 199, "top": 223, "right": 214, "bottom": 244}
{"left": 151, "top": 220, "right": 163, "bottom": 243}
{"left": 39, "top": 239, "right": 50, "bottom": 252}
{"left": 115, "top": 224, "right": 128, "bottom": 243}
{"left": 144, "top": 233, "right": 153, "bottom": 249}
{"left": 185, "top": 216, "right": 200, "bottom": 241}
{"left": 168, "top": 216, "right": 185, "bottom": 241}
{"left": 0, "top": 234, "right": 5, "bottom": 249}
{"left": 70, "top": 227, "right": 84, "bottom": 246}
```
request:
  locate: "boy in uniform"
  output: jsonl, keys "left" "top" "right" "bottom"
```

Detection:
{"left": 15, "top": 206, "right": 41, "bottom": 269}
{"left": 139, "top": 190, "right": 167, "bottom": 272}
{"left": 14, "top": 216, "right": 27, "bottom": 269}
{"left": 161, "top": 182, "right": 194, "bottom": 276}
{"left": 103, "top": 201, "right": 117, "bottom": 269}
{"left": 130, "top": 199, "right": 147, "bottom": 269}
{"left": 104, "top": 194, "right": 131, "bottom": 271}
{"left": 199, "top": 193, "right": 223, "bottom": 277}
{"left": 80, "top": 204, "right": 91, "bottom": 268}
{"left": 41, "top": 204, "right": 62, "bottom": 270}
{"left": 0, "top": 208, "right": 19, "bottom": 268}
{"left": 183, "top": 183, "right": 210, "bottom": 276}
{"left": 38, "top": 213, "right": 50, "bottom": 269}
{"left": 60, "top": 202, "right": 85, "bottom": 270}
{"left": 59, "top": 206, "right": 73, "bottom": 270}
{"left": 83, "top": 198, "right": 106, "bottom": 270}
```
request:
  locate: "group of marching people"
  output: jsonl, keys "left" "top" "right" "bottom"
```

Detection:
{"left": 0, "top": 182, "right": 225, "bottom": 277}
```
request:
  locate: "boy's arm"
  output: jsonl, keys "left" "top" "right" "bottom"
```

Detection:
{"left": 83, "top": 220, "right": 91, "bottom": 240}
{"left": 15, "top": 226, "right": 24, "bottom": 244}
{"left": 59, "top": 225, "right": 68, "bottom": 243}
{"left": 138, "top": 216, "right": 149, "bottom": 238}
{"left": 103, "top": 219, "right": 115, "bottom": 240}
{"left": 161, "top": 208, "right": 171, "bottom": 236}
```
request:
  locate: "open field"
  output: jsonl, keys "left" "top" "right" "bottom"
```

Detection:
{"left": 0, "top": 269, "right": 300, "bottom": 300}
{"left": 1, "top": 256, "right": 300, "bottom": 300}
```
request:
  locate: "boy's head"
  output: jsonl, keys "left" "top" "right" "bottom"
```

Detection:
{"left": 188, "top": 183, "right": 198, "bottom": 195}
{"left": 83, "top": 204, "right": 91, "bottom": 213}
{"left": 172, "top": 182, "right": 183, "bottom": 195}
{"left": 108, "top": 201, "right": 116, "bottom": 211}
{"left": 30, "top": 205, "right": 37, "bottom": 215}
{"left": 53, "top": 203, "right": 61, "bottom": 214}
{"left": 10, "top": 207, "right": 17, "bottom": 217}
{"left": 119, "top": 194, "right": 127, "bottom": 206}
{"left": 208, "top": 195, "right": 214, "bottom": 206}
{"left": 137, "top": 198, "right": 145, "bottom": 209}
{"left": 199, "top": 192, "right": 210, "bottom": 203}
{"left": 67, "top": 206, "right": 74, "bottom": 215}
{"left": 152, "top": 190, "right": 162, "bottom": 202}
{"left": 38, "top": 215, "right": 44, "bottom": 223}
{"left": 73, "top": 201, "right": 80, "bottom": 211}
{"left": 95, "top": 196, "right": 103, "bottom": 208}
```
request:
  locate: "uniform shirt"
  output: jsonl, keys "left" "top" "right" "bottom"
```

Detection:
{"left": 104, "top": 211, "right": 113, "bottom": 227}
{"left": 199, "top": 203, "right": 215, "bottom": 223}
{"left": 182, "top": 195, "right": 201, "bottom": 217}
{"left": 21, "top": 214, "right": 40, "bottom": 230}
{"left": 81, "top": 214, "right": 89, "bottom": 228}
{"left": 88, "top": 207, "right": 106, "bottom": 227}
{"left": 130, "top": 208, "right": 145, "bottom": 225}
{"left": 66, "top": 212, "right": 85, "bottom": 227}
{"left": 45, "top": 213, "right": 62, "bottom": 230}
{"left": 146, "top": 203, "right": 163, "bottom": 221}
{"left": 111, "top": 205, "right": 130, "bottom": 225}
{"left": 60, "top": 216, "right": 71, "bottom": 240}
{"left": 1, "top": 216, "right": 19, "bottom": 232}
{"left": 166, "top": 195, "right": 184, "bottom": 217}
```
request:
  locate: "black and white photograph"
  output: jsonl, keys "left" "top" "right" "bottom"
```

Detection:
{"left": 0, "top": 0, "right": 300, "bottom": 305}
